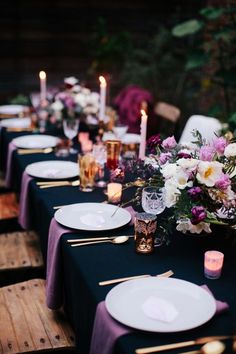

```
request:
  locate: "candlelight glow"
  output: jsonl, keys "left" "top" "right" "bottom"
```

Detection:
{"left": 99, "top": 76, "right": 107, "bottom": 87}
{"left": 39, "top": 71, "right": 46, "bottom": 80}
{"left": 140, "top": 109, "right": 148, "bottom": 119}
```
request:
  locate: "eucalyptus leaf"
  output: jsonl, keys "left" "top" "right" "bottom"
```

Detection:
{"left": 185, "top": 52, "right": 208, "bottom": 70}
{"left": 172, "top": 20, "right": 203, "bottom": 37}
{"left": 200, "top": 7, "right": 224, "bottom": 19}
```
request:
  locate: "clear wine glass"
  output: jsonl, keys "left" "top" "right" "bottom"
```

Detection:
{"left": 63, "top": 118, "right": 79, "bottom": 154}
{"left": 142, "top": 186, "right": 166, "bottom": 246}
{"left": 92, "top": 144, "right": 107, "bottom": 187}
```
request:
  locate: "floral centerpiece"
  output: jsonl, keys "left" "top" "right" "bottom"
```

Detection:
{"left": 34, "top": 77, "right": 100, "bottom": 131}
{"left": 122, "top": 130, "right": 236, "bottom": 241}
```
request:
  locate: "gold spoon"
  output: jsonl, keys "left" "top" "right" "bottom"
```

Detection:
{"left": 179, "top": 340, "right": 225, "bottom": 354}
{"left": 71, "top": 235, "right": 129, "bottom": 247}
{"left": 17, "top": 147, "right": 53, "bottom": 154}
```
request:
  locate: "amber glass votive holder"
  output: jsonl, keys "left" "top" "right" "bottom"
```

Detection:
{"left": 105, "top": 140, "right": 121, "bottom": 170}
{"left": 134, "top": 212, "right": 157, "bottom": 254}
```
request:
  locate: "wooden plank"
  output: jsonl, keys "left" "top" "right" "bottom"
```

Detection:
{"left": 29, "top": 279, "right": 75, "bottom": 349}
{"left": 0, "top": 193, "right": 19, "bottom": 220}
{"left": 2, "top": 282, "right": 35, "bottom": 352}
{"left": 0, "top": 288, "right": 20, "bottom": 354}
{"left": 0, "top": 233, "right": 9, "bottom": 270}
{"left": 13, "top": 281, "right": 52, "bottom": 352}
{"left": 0, "top": 232, "right": 31, "bottom": 271}
{"left": 24, "top": 231, "right": 44, "bottom": 268}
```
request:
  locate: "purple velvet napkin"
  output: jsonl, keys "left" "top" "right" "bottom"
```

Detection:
{"left": 18, "top": 171, "right": 33, "bottom": 229}
{"left": 46, "top": 217, "right": 73, "bottom": 310}
{"left": 46, "top": 207, "right": 136, "bottom": 310}
{"left": 5, "top": 142, "right": 16, "bottom": 188}
{"left": 89, "top": 285, "right": 229, "bottom": 354}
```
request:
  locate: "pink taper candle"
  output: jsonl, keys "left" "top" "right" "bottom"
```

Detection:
{"left": 99, "top": 76, "right": 107, "bottom": 122}
{"left": 39, "top": 71, "right": 47, "bottom": 101}
{"left": 138, "top": 109, "right": 148, "bottom": 160}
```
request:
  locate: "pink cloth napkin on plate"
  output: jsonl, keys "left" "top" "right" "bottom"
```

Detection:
{"left": 46, "top": 206, "right": 136, "bottom": 310}
{"left": 5, "top": 142, "right": 16, "bottom": 188}
{"left": 18, "top": 171, "right": 33, "bottom": 229}
{"left": 89, "top": 285, "right": 229, "bottom": 354}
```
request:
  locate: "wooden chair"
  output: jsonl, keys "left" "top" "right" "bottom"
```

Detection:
{"left": 0, "top": 192, "right": 19, "bottom": 220}
{"left": 0, "top": 278, "right": 75, "bottom": 353}
{"left": 0, "top": 230, "right": 44, "bottom": 286}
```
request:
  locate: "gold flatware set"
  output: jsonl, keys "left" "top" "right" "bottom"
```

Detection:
{"left": 37, "top": 180, "right": 80, "bottom": 189}
{"left": 17, "top": 147, "right": 53, "bottom": 155}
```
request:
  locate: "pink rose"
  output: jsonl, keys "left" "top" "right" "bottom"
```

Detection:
{"left": 213, "top": 137, "right": 227, "bottom": 155}
{"left": 215, "top": 173, "right": 231, "bottom": 190}
{"left": 161, "top": 136, "right": 177, "bottom": 149}
{"left": 199, "top": 146, "right": 215, "bottom": 161}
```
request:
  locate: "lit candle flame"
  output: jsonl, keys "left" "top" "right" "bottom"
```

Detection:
{"left": 140, "top": 109, "right": 148, "bottom": 119}
{"left": 39, "top": 71, "right": 46, "bottom": 80}
{"left": 99, "top": 76, "right": 107, "bottom": 87}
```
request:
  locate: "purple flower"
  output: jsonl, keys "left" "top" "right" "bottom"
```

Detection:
{"left": 215, "top": 173, "right": 231, "bottom": 190}
{"left": 213, "top": 137, "right": 227, "bottom": 155}
{"left": 161, "top": 136, "right": 177, "bottom": 149}
{"left": 159, "top": 152, "right": 172, "bottom": 165}
{"left": 191, "top": 206, "right": 207, "bottom": 225}
{"left": 199, "top": 146, "right": 215, "bottom": 161}
{"left": 146, "top": 134, "right": 162, "bottom": 154}
{"left": 187, "top": 186, "right": 202, "bottom": 200}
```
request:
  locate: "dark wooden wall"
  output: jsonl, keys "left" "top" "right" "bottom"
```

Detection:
{"left": 0, "top": 0, "right": 204, "bottom": 102}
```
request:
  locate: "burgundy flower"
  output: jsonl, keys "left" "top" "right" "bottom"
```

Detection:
{"left": 177, "top": 152, "right": 191, "bottom": 159}
{"left": 147, "top": 134, "right": 162, "bottom": 154}
{"left": 191, "top": 206, "right": 207, "bottom": 225}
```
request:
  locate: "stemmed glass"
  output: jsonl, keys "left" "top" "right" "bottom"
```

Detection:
{"left": 92, "top": 144, "right": 107, "bottom": 187}
{"left": 63, "top": 118, "right": 79, "bottom": 154}
{"left": 141, "top": 186, "right": 166, "bottom": 246}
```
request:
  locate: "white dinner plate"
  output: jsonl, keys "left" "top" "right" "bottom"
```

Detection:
{"left": 54, "top": 203, "right": 131, "bottom": 231}
{"left": 0, "top": 117, "right": 31, "bottom": 128}
{"left": 25, "top": 160, "right": 79, "bottom": 179}
{"left": 12, "top": 134, "right": 59, "bottom": 149}
{"left": 103, "top": 132, "right": 141, "bottom": 144}
{"left": 105, "top": 277, "right": 216, "bottom": 332}
{"left": 0, "top": 104, "right": 26, "bottom": 115}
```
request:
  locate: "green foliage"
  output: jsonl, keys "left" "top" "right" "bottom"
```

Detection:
{"left": 172, "top": 19, "right": 203, "bottom": 37}
{"left": 9, "top": 94, "right": 30, "bottom": 105}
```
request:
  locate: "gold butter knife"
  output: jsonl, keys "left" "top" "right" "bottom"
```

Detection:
{"left": 99, "top": 270, "right": 174, "bottom": 286}
{"left": 135, "top": 336, "right": 231, "bottom": 354}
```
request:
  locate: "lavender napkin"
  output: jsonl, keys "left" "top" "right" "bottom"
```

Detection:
{"left": 5, "top": 142, "right": 16, "bottom": 188}
{"left": 46, "top": 217, "right": 73, "bottom": 309}
{"left": 89, "top": 285, "right": 229, "bottom": 354}
{"left": 18, "top": 171, "right": 33, "bottom": 229}
{"left": 46, "top": 207, "right": 136, "bottom": 310}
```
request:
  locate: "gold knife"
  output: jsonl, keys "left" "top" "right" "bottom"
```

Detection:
{"left": 135, "top": 336, "right": 231, "bottom": 354}
{"left": 99, "top": 270, "right": 174, "bottom": 286}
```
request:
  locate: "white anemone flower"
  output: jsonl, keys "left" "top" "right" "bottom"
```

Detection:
{"left": 161, "top": 163, "right": 178, "bottom": 180}
{"left": 224, "top": 143, "right": 236, "bottom": 158}
{"left": 164, "top": 179, "right": 181, "bottom": 207}
{"left": 197, "top": 161, "right": 223, "bottom": 187}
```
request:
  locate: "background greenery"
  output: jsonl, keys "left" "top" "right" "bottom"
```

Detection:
{"left": 87, "top": 0, "right": 236, "bottom": 136}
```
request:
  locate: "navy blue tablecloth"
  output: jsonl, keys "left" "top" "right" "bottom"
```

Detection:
{"left": 1, "top": 129, "right": 236, "bottom": 354}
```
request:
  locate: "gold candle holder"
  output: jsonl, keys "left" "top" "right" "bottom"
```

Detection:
{"left": 134, "top": 212, "right": 157, "bottom": 254}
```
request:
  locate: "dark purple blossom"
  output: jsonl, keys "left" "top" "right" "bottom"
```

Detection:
{"left": 146, "top": 134, "right": 162, "bottom": 154}
{"left": 177, "top": 152, "right": 191, "bottom": 159}
{"left": 191, "top": 206, "right": 207, "bottom": 225}
{"left": 187, "top": 186, "right": 202, "bottom": 200}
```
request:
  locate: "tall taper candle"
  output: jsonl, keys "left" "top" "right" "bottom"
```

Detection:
{"left": 39, "top": 71, "right": 47, "bottom": 101}
{"left": 138, "top": 109, "right": 148, "bottom": 160}
{"left": 99, "top": 76, "right": 107, "bottom": 121}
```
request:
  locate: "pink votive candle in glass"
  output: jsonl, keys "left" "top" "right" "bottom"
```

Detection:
{"left": 204, "top": 250, "right": 224, "bottom": 279}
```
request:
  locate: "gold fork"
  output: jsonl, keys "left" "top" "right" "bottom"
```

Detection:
{"left": 17, "top": 147, "right": 53, "bottom": 155}
{"left": 39, "top": 180, "right": 80, "bottom": 188}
